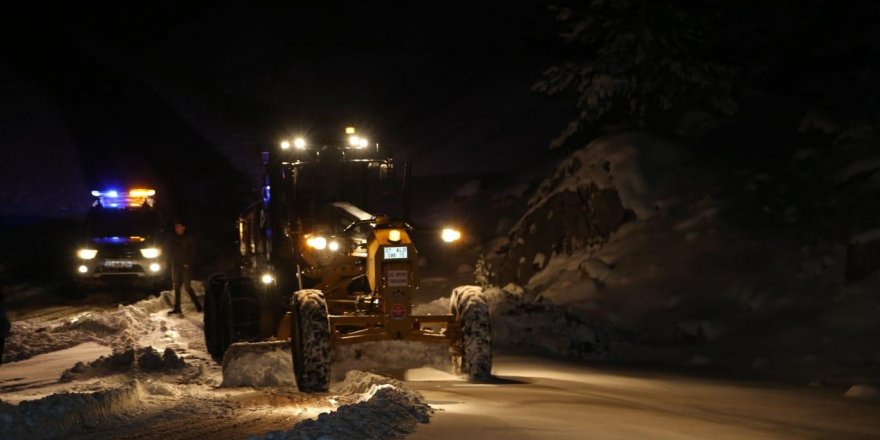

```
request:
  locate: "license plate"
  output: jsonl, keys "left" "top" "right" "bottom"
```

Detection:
{"left": 384, "top": 246, "right": 408, "bottom": 260}
{"left": 104, "top": 260, "right": 132, "bottom": 269}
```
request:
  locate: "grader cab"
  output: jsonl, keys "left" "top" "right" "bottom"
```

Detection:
{"left": 203, "top": 128, "right": 492, "bottom": 392}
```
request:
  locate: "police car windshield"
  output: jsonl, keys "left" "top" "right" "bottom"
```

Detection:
{"left": 86, "top": 209, "right": 161, "bottom": 237}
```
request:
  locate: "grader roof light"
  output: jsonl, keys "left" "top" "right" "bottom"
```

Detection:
{"left": 441, "top": 228, "right": 461, "bottom": 243}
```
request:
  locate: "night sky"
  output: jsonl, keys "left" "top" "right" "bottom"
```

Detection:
{"left": 3, "top": 2, "right": 570, "bottom": 185}
{"left": 2, "top": 1, "right": 879, "bottom": 274}
{"left": 0, "top": 2, "right": 573, "bottom": 276}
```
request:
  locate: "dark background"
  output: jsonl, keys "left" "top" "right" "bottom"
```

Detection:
{"left": 0, "top": 2, "right": 571, "bottom": 283}
{"left": 1, "top": 1, "right": 879, "bottom": 284}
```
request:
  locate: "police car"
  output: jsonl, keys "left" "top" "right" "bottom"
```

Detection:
{"left": 74, "top": 189, "right": 169, "bottom": 292}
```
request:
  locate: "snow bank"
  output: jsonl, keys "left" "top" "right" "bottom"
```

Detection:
{"left": 416, "top": 283, "right": 612, "bottom": 359}
{"left": 483, "top": 284, "right": 612, "bottom": 359}
{"left": 221, "top": 343, "right": 296, "bottom": 387}
{"left": 844, "top": 384, "right": 880, "bottom": 401}
{"left": 412, "top": 296, "right": 451, "bottom": 316}
{"left": 61, "top": 346, "right": 186, "bottom": 381}
{"left": 219, "top": 337, "right": 451, "bottom": 389}
{"left": 3, "top": 305, "right": 152, "bottom": 362}
{"left": 0, "top": 380, "right": 145, "bottom": 440}
{"left": 480, "top": 125, "right": 880, "bottom": 385}
{"left": 4, "top": 291, "right": 176, "bottom": 363}
{"left": 253, "top": 371, "right": 431, "bottom": 440}
{"left": 332, "top": 341, "right": 452, "bottom": 381}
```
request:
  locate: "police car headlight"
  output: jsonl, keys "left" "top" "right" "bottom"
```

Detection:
{"left": 140, "top": 248, "right": 161, "bottom": 259}
{"left": 77, "top": 248, "right": 98, "bottom": 260}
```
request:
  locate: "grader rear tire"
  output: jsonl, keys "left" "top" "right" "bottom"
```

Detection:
{"left": 451, "top": 285, "right": 493, "bottom": 380}
{"left": 215, "top": 277, "right": 262, "bottom": 360}
{"left": 290, "top": 289, "right": 331, "bottom": 392}
{"left": 203, "top": 273, "right": 228, "bottom": 360}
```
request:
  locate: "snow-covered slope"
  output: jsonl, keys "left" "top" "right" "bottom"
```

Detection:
{"left": 478, "top": 130, "right": 880, "bottom": 387}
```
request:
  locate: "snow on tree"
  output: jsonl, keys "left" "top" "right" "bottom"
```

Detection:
{"left": 473, "top": 253, "right": 497, "bottom": 289}
{"left": 533, "top": 0, "right": 736, "bottom": 148}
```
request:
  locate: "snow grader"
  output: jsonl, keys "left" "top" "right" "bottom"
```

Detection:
{"left": 203, "top": 127, "right": 492, "bottom": 392}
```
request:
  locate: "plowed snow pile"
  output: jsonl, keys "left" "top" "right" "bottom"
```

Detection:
{"left": 1, "top": 287, "right": 436, "bottom": 439}
{"left": 255, "top": 371, "right": 432, "bottom": 440}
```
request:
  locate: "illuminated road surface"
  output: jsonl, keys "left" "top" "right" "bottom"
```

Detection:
{"left": 405, "top": 355, "right": 880, "bottom": 440}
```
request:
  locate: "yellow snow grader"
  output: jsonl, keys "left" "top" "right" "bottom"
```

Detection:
{"left": 204, "top": 127, "right": 492, "bottom": 392}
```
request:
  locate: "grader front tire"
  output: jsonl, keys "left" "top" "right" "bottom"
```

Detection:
{"left": 291, "top": 289, "right": 331, "bottom": 392}
{"left": 451, "top": 285, "right": 493, "bottom": 380}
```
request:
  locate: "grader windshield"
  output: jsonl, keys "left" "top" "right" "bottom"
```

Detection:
{"left": 272, "top": 145, "right": 410, "bottom": 232}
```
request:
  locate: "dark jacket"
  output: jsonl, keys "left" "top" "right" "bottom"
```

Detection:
{"left": 170, "top": 232, "right": 197, "bottom": 267}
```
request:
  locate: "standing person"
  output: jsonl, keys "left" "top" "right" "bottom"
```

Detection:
{"left": 0, "top": 286, "right": 10, "bottom": 366}
{"left": 169, "top": 219, "right": 202, "bottom": 315}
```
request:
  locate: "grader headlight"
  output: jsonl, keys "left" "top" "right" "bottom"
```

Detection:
{"left": 306, "top": 236, "right": 327, "bottom": 250}
{"left": 441, "top": 228, "right": 461, "bottom": 243}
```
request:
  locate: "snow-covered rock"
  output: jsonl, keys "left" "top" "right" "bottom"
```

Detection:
{"left": 499, "top": 132, "right": 686, "bottom": 285}
{"left": 798, "top": 108, "right": 841, "bottom": 135}
{"left": 844, "top": 384, "right": 880, "bottom": 401}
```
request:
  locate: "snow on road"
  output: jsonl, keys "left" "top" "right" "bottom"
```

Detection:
{"left": 0, "top": 289, "right": 434, "bottom": 439}
{"left": 407, "top": 354, "right": 880, "bottom": 439}
{"left": 1, "top": 245, "right": 878, "bottom": 439}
